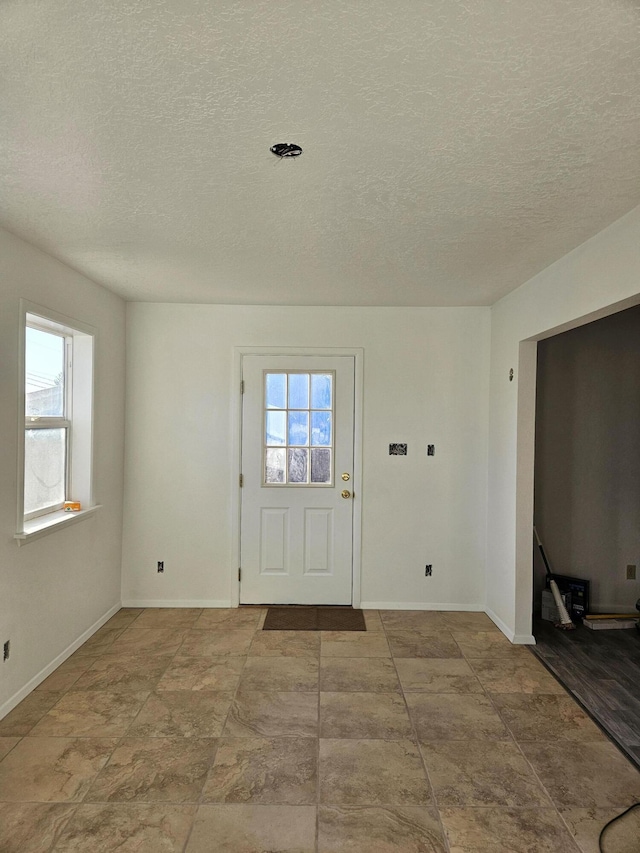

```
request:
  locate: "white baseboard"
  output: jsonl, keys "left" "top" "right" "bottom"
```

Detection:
{"left": 121, "top": 599, "right": 232, "bottom": 608}
{"left": 0, "top": 601, "right": 121, "bottom": 722}
{"left": 485, "top": 607, "right": 536, "bottom": 645}
{"left": 360, "top": 601, "right": 484, "bottom": 611}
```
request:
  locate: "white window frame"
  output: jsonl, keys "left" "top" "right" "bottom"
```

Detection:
{"left": 15, "top": 301, "right": 99, "bottom": 544}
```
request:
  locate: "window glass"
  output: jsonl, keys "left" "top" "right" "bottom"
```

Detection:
{"left": 263, "top": 372, "right": 334, "bottom": 485}
{"left": 266, "top": 373, "right": 286, "bottom": 409}
{"left": 288, "top": 373, "right": 309, "bottom": 409}
{"left": 25, "top": 327, "right": 65, "bottom": 417}
{"left": 311, "top": 374, "right": 332, "bottom": 409}
{"left": 265, "top": 448, "right": 286, "bottom": 483}
{"left": 24, "top": 428, "right": 66, "bottom": 515}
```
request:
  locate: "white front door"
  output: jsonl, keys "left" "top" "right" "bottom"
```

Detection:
{"left": 240, "top": 355, "right": 355, "bottom": 604}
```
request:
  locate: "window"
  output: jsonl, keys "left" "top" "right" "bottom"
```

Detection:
{"left": 264, "top": 371, "right": 334, "bottom": 485}
{"left": 24, "top": 324, "right": 70, "bottom": 518}
{"left": 16, "top": 303, "right": 96, "bottom": 541}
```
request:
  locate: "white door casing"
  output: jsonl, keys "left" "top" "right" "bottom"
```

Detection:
{"left": 240, "top": 355, "right": 355, "bottom": 604}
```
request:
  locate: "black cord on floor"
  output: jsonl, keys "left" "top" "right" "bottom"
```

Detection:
{"left": 599, "top": 802, "right": 640, "bottom": 852}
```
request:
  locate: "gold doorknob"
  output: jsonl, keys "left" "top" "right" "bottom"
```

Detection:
{"left": 341, "top": 489, "right": 351, "bottom": 499}
{"left": 341, "top": 473, "right": 350, "bottom": 481}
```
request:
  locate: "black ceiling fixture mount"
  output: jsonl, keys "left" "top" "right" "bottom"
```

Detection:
{"left": 270, "top": 143, "right": 303, "bottom": 158}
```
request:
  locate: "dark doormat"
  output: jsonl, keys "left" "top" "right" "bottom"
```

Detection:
{"left": 263, "top": 606, "right": 366, "bottom": 631}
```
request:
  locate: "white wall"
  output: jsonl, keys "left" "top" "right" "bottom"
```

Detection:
{"left": 122, "top": 305, "right": 490, "bottom": 610}
{"left": 0, "top": 228, "right": 126, "bottom": 717}
{"left": 487, "top": 204, "right": 640, "bottom": 641}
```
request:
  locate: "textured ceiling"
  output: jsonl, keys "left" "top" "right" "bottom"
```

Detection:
{"left": 1, "top": 0, "right": 639, "bottom": 306}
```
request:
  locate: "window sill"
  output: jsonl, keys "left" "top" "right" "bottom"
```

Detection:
{"left": 15, "top": 505, "right": 102, "bottom": 546}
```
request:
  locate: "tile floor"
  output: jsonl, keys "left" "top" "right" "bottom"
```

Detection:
{"left": 1, "top": 607, "right": 640, "bottom": 852}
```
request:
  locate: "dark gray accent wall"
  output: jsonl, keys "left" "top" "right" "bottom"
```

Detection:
{"left": 534, "top": 304, "right": 640, "bottom": 614}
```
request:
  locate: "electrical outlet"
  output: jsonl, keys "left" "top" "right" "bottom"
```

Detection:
{"left": 427, "top": 445, "right": 435, "bottom": 456}
{"left": 627, "top": 564, "right": 637, "bottom": 580}
{"left": 3, "top": 640, "right": 10, "bottom": 661}
{"left": 157, "top": 561, "right": 164, "bottom": 573}
{"left": 425, "top": 564, "right": 432, "bottom": 577}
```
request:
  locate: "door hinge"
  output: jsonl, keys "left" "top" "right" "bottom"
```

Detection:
{"left": 240, "top": 379, "right": 244, "bottom": 394}
{"left": 239, "top": 473, "right": 244, "bottom": 487}
{"left": 238, "top": 567, "right": 241, "bottom": 581}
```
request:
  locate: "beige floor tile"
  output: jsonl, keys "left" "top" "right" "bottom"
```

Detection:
{"left": 559, "top": 806, "right": 640, "bottom": 853}
{"left": 193, "top": 609, "right": 263, "bottom": 630}
{"left": 180, "top": 629, "right": 255, "bottom": 657}
{"left": 395, "top": 658, "right": 483, "bottom": 693}
{"left": 127, "top": 691, "right": 233, "bottom": 738}
{"left": 0, "top": 737, "right": 117, "bottom": 803}
{"left": 103, "top": 608, "right": 143, "bottom": 628}
{"left": 386, "top": 631, "right": 462, "bottom": 659}
{"left": 0, "top": 691, "right": 63, "bottom": 736}
{"left": 77, "top": 624, "right": 128, "bottom": 655}
{"left": 53, "top": 803, "right": 196, "bottom": 852}
{"left": 71, "top": 653, "right": 173, "bottom": 692}
{"left": 491, "top": 693, "right": 607, "bottom": 742}
{"left": 319, "top": 738, "right": 430, "bottom": 805}
{"left": 185, "top": 804, "right": 316, "bottom": 852}
{"left": 248, "top": 631, "right": 320, "bottom": 657}
{"left": 419, "top": 740, "right": 551, "bottom": 807}
{"left": 452, "top": 631, "right": 530, "bottom": 659}
{"left": 439, "top": 612, "right": 500, "bottom": 632}
{"left": 35, "top": 655, "right": 100, "bottom": 693}
{"left": 134, "top": 608, "right": 203, "bottom": 629}
{"left": 363, "top": 610, "right": 385, "bottom": 631}
{"left": 320, "top": 657, "right": 401, "bottom": 692}
{"left": 109, "top": 627, "right": 187, "bottom": 657}
{"left": 224, "top": 691, "right": 318, "bottom": 738}
{"left": 320, "top": 692, "right": 412, "bottom": 739}
{"left": 519, "top": 741, "right": 640, "bottom": 808}
{"left": 157, "top": 655, "right": 245, "bottom": 691}
{"left": 318, "top": 804, "right": 447, "bottom": 853}
{"left": 468, "top": 657, "right": 565, "bottom": 693}
{"left": 203, "top": 737, "right": 317, "bottom": 804}
{"left": 0, "top": 737, "right": 20, "bottom": 761}
{"left": 380, "top": 610, "right": 445, "bottom": 631}
{"left": 30, "top": 691, "right": 149, "bottom": 738}
{"left": 405, "top": 694, "right": 510, "bottom": 741}
{"left": 321, "top": 632, "right": 391, "bottom": 658}
{"left": 239, "top": 657, "right": 318, "bottom": 691}
{"left": 439, "top": 807, "right": 581, "bottom": 852}
{"left": 0, "top": 803, "right": 76, "bottom": 853}
{"left": 86, "top": 737, "right": 216, "bottom": 803}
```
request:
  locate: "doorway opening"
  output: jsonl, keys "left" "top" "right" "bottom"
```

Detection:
{"left": 529, "top": 304, "right": 640, "bottom": 768}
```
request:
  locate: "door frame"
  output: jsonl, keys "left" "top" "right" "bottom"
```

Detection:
{"left": 230, "top": 346, "right": 365, "bottom": 608}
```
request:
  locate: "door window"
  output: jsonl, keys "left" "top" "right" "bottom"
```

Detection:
{"left": 264, "top": 372, "right": 333, "bottom": 485}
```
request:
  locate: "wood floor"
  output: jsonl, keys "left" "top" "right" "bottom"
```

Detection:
{"left": 531, "top": 618, "right": 640, "bottom": 769}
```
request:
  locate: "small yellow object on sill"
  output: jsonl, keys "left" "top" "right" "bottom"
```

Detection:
{"left": 63, "top": 501, "right": 82, "bottom": 512}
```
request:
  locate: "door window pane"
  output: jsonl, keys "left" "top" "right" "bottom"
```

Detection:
{"left": 311, "top": 448, "right": 331, "bottom": 483}
{"left": 311, "top": 374, "right": 332, "bottom": 409}
{"left": 25, "top": 327, "right": 65, "bottom": 417}
{"left": 288, "top": 448, "right": 308, "bottom": 483}
{"left": 24, "top": 428, "right": 66, "bottom": 514}
{"left": 288, "top": 411, "right": 309, "bottom": 446}
{"left": 311, "top": 411, "right": 331, "bottom": 446}
{"left": 266, "top": 373, "right": 286, "bottom": 409}
{"left": 266, "top": 411, "right": 286, "bottom": 445}
{"left": 288, "top": 374, "right": 309, "bottom": 409}
{"left": 265, "top": 448, "right": 286, "bottom": 483}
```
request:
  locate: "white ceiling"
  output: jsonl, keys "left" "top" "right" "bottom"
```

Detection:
{"left": 1, "top": 1, "right": 639, "bottom": 306}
